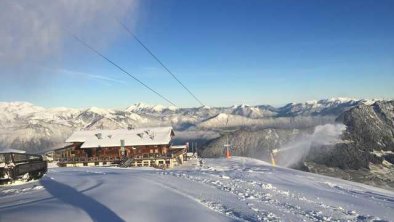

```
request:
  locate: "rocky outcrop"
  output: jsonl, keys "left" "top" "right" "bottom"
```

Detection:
{"left": 200, "top": 101, "right": 394, "bottom": 190}
{"left": 307, "top": 143, "right": 383, "bottom": 170}
{"left": 306, "top": 101, "right": 394, "bottom": 169}
{"left": 339, "top": 101, "right": 394, "bottom": 152}
{"left": 302, "top": 101, "right": 394, "bottom": 190}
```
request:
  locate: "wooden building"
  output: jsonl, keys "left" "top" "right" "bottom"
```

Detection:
{"left": 54, "top": 126, "right": 187, "bottom": 168}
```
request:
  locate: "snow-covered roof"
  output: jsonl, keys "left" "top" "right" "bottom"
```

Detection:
{"left": 66, "top": 126, "right": 174, "bottom": 149}
{"left": 170, "top": 145, "right": 187, "bottom": 149}
{"left": 0, "top": 148, "right": 26, "bottom": 154}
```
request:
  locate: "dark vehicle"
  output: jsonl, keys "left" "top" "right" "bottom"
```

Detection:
{"left": 0, "top": 152, "right": 47, "bottom": 185}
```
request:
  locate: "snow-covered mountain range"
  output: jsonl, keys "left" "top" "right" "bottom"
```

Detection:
{"left": 0, "top": 98, "right": 380, "bottom": 153}
{"left": 2, "top": 97, "right": 394, "bottom": 190}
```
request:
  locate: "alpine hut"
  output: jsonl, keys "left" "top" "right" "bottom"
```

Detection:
{"left": 54, "top": 126, "right": 187, "bottom": 168}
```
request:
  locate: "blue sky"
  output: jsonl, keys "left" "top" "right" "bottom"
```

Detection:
{"left": 1, "top": 0, "right": 393, "bottom": 108}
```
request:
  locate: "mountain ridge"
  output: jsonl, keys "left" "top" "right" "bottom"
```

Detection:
{"left": 1, "top": 98, "right": 394, "bottom": 190}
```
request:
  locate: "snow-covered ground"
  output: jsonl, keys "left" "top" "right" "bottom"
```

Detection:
{"left": 1, "top": 157, "right": 393, "bottom": 222}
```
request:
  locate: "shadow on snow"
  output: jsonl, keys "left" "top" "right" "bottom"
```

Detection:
{"left": 40, "top": 178, "right": 124, "bottom": 222}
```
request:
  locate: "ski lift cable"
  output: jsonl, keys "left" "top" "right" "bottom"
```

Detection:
{"left": 72, "top": 34, "right": 177, "bottom": 107}
{"left": 117, "top": 20, "right": 205, "bottom": 107}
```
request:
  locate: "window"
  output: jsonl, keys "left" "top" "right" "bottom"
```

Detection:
{"left": 29, "top": 155, "right": 40, "bottom": 160}
{"left": 12, "top": 154, "right": 28, "bottom": 162}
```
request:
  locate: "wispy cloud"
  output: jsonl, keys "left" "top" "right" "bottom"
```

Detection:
{"left": 0, "top": 0, "right": 138, "bottom": 78}
{"left": 58, "top": 69, "right": 127, "bottom": 85}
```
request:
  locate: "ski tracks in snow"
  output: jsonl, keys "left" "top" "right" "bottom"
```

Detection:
{"left": 153, "top": 158, "right": 393, "bottom": 221}
{"left": 1, "top": 158, "right": 393, "bottom": 221}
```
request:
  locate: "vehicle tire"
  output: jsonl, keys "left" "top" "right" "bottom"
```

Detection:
{"left": 29, "top": 171, "right": 39, "bottom": 180}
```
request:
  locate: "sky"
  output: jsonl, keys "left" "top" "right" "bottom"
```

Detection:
{"left": 0, "top": 0, "right": 393, "bottom": 108}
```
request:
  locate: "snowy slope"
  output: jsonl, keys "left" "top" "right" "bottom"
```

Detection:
{"left": 1, "top": 157, "right": 393, "bottom": 222}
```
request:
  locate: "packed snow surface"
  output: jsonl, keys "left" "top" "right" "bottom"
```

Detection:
{"left": 1, "top": 157, "right": 393, "bottom": 221}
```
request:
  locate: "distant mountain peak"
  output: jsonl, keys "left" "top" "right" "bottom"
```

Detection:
{"left": 327, "top": 97, "right": 356, "bottom": 102}
{"left": 199, "top": 105, "right": 211, "bottom": 109}
{"left": 304, "top": 97, "right": 357, "bottom": 105}
{"left": 126, "top": 102, "right": 178, "bottom": 113}
{"left": 167, "top": 105, "right": 178, "bottom": 111}
{"left": 232, "top": 104, "right": 250, "bottom": 109}
{"left": 85, "top": 106, "right": 112, "bottom": 115}
{"left": 125, "top": 102, "right": 152, "bottom": 112}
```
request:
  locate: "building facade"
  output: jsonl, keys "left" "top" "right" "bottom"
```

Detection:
{"left": 54, "top": 127, "right": 187, "bottom": 168}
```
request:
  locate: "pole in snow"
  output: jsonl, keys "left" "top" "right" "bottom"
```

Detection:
{"left": 270, "top": 149, "right": 278, "bottom": 166}
{"left": 120, "top": 139, "right": 126, "bottom": 157}
{"left": 196, "top": 142, "right": 198, "bottom": 158}
{"left": 224, "top": 144, "right": 232, "bottom": 159}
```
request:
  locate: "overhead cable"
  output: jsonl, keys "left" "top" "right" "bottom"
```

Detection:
{"left": 118, "top": 21, "right": 205, "bottom": 107}
{"left": 72, "top": 34, "right": 177, "bottom": 106}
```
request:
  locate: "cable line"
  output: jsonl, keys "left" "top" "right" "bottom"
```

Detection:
{"left": 118, "top": 21, "right": 205, "bottom": 107}
{"left": 72, "top": 34, "right": 177, "bottom": 106}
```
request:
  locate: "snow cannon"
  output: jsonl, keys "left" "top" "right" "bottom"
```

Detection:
{"left": 224, "top": 144, "right": 232, "bottom": 159}
{"left": 226, "top": 149, "right": 231, "bottom": 159}
{"left": 270, "top": 149, "right": 279, "bottom": 166}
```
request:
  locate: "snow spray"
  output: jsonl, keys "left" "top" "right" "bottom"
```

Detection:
{"left": 276, "top": 124, "right": 346, "bottom": 167}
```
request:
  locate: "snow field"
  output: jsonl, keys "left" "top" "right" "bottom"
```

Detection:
{"left": 0, "top": 157, "right": 393, "bottom": 222}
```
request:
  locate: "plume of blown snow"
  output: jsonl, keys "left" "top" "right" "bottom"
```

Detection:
{"left": 276, "top": 124, "right": 346, "bottom": 167}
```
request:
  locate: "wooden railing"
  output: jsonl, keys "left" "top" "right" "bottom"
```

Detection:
{"left": 56, "top": 156, "right": 122, "bottom": 163}
{"left": 56, "top": 150, "right": 186, "bottom": 164}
